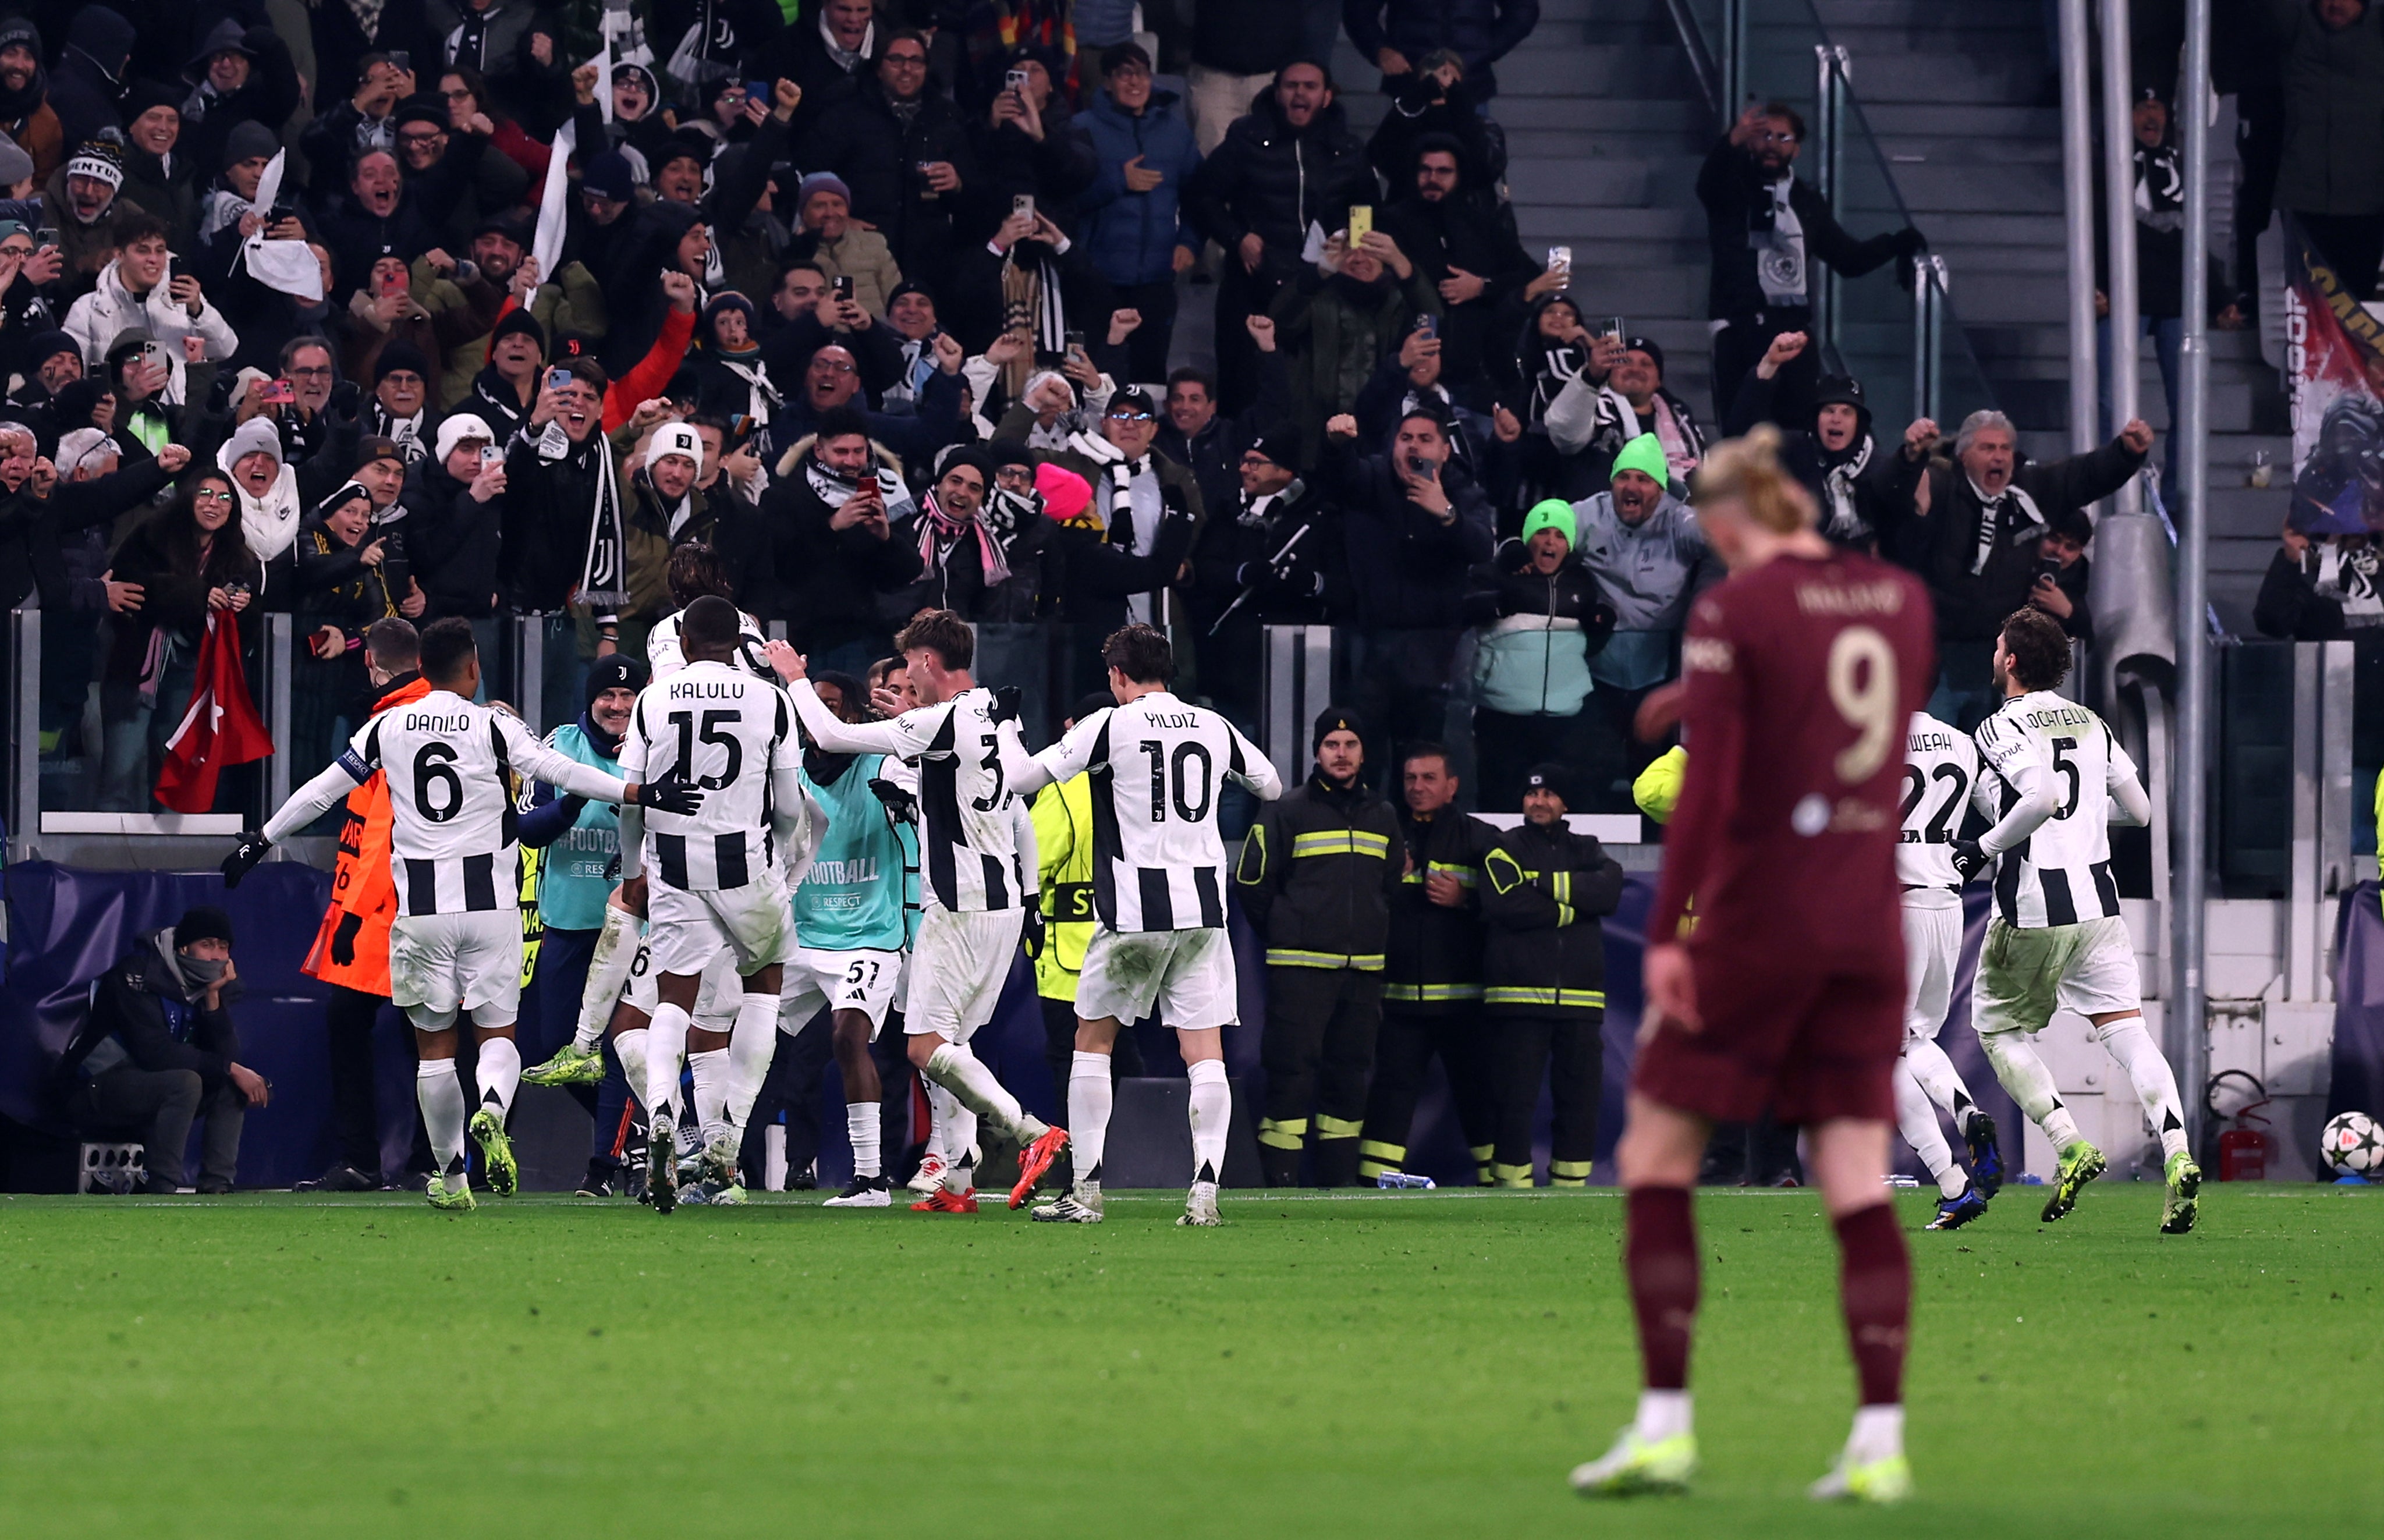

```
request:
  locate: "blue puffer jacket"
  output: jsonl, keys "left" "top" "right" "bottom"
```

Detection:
{"left": 1072, "top": 88, "right": 1204, "bottom": 288}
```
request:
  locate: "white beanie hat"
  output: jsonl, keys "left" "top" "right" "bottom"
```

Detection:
{"left": 649, "top": 421, "right": 703, "bottom": 466}
{"left": 434, "top": 413, "right": 497, "bottom": 463}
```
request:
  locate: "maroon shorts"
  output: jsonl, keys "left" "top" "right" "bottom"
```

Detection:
{"left": 1631, "top": 948, "right": 1901, "bottom": 1126}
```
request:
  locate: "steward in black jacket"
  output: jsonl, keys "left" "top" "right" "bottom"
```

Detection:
{"left": 1236, "top": 708, "right": 1404, "bottom": 1186}
{"left": 1478, "top": 765, "right": 1624, "bottom": 1186}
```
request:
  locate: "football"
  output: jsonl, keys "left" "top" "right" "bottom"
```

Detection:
{"left": 2319, "top": 1111, "right": 2384, "bottom": 1176}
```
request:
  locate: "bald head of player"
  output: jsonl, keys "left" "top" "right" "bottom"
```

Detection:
{"left": 1102, "top": 624, "right": 1174, "bottom": 705}
{"left": 679, "top": 594, "right": 743, "bottom": 665}
{"left": 1690, "top": 425, "right": 1828, "bottom": 573}
{"left": 1992, "top": 606, "right": 2071, "bottom": 697}
{"left": 364, "top": 617, "right": 419, "bottom": 687}
{"left": 418, "top": 616, "right": 481, "bottom": 698}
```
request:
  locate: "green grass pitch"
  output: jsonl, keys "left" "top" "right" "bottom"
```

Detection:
{"left": 2, "top": 1184, "right": 2376, "bottom": 1537}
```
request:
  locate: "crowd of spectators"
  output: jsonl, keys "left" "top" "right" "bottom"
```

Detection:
{"left": 0, "top": 0, "right": 2158, "bottom": 833}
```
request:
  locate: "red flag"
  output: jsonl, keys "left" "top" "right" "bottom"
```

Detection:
{"left": 154, "top": 612, "right": 274, "bottom": 814}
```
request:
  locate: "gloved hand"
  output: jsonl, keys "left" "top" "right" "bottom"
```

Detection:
{"left": 869, "top": 776, "right": 919, "bottom": 824}
{"left": 634, "top": 770, "right": 703, "bottom": 816}
{"left": 221, "top": 830, "right": 271, "bottom": 888}
{"left": 988, "top": 684, "right": 1022, "bottom": 725}
{"left": 1949, "top": 838, "right": 1988, "bottom": 882}
{"left": 1021, "top": 906, "right": 1047, "bottom": 960}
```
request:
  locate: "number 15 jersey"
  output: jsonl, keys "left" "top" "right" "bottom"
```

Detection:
{"left": 620, "top": 660, "right": 799, "bottom": 892}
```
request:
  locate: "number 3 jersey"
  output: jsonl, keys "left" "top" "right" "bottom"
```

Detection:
{"left": 1971, "top": 690, "right": 2140, "bottom": 928}
{"left": 262, "top": 689, "right": 628, "bottom": 916}
{"left": 620, "top": 660, "right": 802, "bottom": 892}
{"left": 1898, "top": 711, "right": 1977, "bottom": 906}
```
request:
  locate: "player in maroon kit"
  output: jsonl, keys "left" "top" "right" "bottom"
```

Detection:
{"left": 1571, "top": 427, "right": 1935, "bottom": 1506}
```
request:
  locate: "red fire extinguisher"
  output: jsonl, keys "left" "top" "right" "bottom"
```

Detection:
{"left": 2205, "top": 1070, "right": 2273, "bottom": 1182}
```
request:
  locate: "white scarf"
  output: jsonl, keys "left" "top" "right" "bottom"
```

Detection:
{"left": 1754, "top": 176, "right": 1806, "bottom": 306}
{"left": 715, "top": 353, "right": 781, "bottom": 425}
{"left": 2314, "top": 543, "right": 2384, "bottom": 623}
{"left": 1820, "top": 434, "right": 1874, "bottom": 541}
{"left": 1600, "top": 385, "right": 1700, "bottom": 477}
{"left": 235, "top": 466, "right": 301, "bottom": 561}
{"left": 1966, "top": 474, "right": 2046, "bottom": 575}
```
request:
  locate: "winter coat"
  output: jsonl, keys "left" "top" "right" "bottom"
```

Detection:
{"left": 101, "top": 509, "right": 263, "bottom": 684}
{"left": 424, "top": 0, "right": 542, "bottom": 99}
{"left": 62, "top": 262, "right": 240, "bottom": 407}
{"left": 1271, "top": 266, "right": 1441, "bottom": 470}
{"left": 1073, "top": 88, "right": 1204, "bottom": 288}
{"left": 41, "top": 171, "right": 141, "bottom": 301}
{"left": 1375, "top": 187, "right": 1532, "bottom": 385}
{"left": 178, "top": 23, "right": 304, "bottom": 187}
{"left": 401, "top": 455, "right": 503, "bottom": 620}
{"left": 1368, "top": 77, "right": 1509, "bottom": 191}
{"left": 310, "top": 0, "right": 440, "bottom": 110}
{"left": 1696, "top": 136, "right": 1913, "bottom": 322}
{"left": 753, "top": 446, "right": 926, "bottom": 650}
{"left": 877, "top": 499, "right": 1051, "bottom": 622}
{"left": 974, "top": 99, "right": 1099, "bottom": 240}
{"left": 1478, "top": 817, "right": 1624, "bottom": 1018}
{"left": 53, "top": 933, "right": 242, "bottom": 1102}
{"left": 499, "top": 425, "right": 616, "bottom": 612}
{"left": 1722, "top": 369, "right": 1921, "bottom": 552}
{"left": 1234, "top": 773, "right": 1404, "bottom": 970}
{"left": 119, "top": 147, "right": 201, "bottom": 253}
{"left": 48, "top": 8, "right": 138, "bottom": 152}
{"left": 1464, "top": 542, "right": 1615, "bottom": 716}
{"left": 1183, "top": 89, "right": 1372, "bottom": 281}
{"left": 1566, "top": 489, "right": 1711, "bottom": 636}
{"left": 1187, "top": 475, "right": 1341, "bottom": 629}
{"left": 318, "top": 189, "right": 437, "bottom": 304}
{"left": 1024, "top": 421, "right": 1207, "bottom": 627}
{"left": 292, "top": 512, "right": 405, "bottom": 636}
{"left": 1908, "top": 438, "right": 2144, "bottom": 643}
{"left": 751, "top": 12, "right": 879, "bottom": 143}
{"left": 798, "top": 77, "right": 978, "bottom": 288}
{"left": 1321, "top": 443, "right": 1496, "bottom": 629}
{"left": 1342, "top": 0, "right": 1543, "bottom": 99}
{"left": 1385, "top": 804, "right": 1500, "bottom": 1012}
{"left": 1544, "top": 379, "right": 1708, "bottom": 493}
{"left": 1154, "top": 342, "right": 1296, "bottom": 517}
{"left": 2255, "top": 543, "right": 2371, "bottom": 639}
{"left": 0, "top": 457, "right": 172, "bottom": 612}
{"left": 2272, "top": 0, "right": 2384, "bottom": 216}
{"left": 787, "top": 225, "right": 906, "bottom": 317}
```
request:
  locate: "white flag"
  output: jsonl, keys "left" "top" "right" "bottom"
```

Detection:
{"left": 238, "top": 150, "right": 323, "bottom": 301}
{"left": 532, "top": 119, "right": 578, "bottom": 290}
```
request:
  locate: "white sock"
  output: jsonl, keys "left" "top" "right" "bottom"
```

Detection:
{"left": 1893, "top": 1058, "right": 1964, "bottom": 1198}
{"left": 1903, "top": 1038, "right": 1981, "bottom": 1133}
{"left": 725, "top": 992, "right": 778, "bottom": 1137}
{"left": 924, "top": 1079, "right": 957, "bottom": 1163}
{"left": 1187, "top": 1057, "right": 1230, "bottom": 1186}
{"left": 1849, "top": 1403, "right": 1904, "bottom": 1463}
{"left": 646, "top": 1002, "right": 690, "bottom": 1123}
{"left": 576, "top": 907, "right": 641, "bottom": 1051}
{"left": 943, "top": 1101, "right": 979, "bottom": 1191}
{"left": 416, "top": 1060, "right": 467, "bottom": 1184}
{"left": 1068, "top": 1050, "right": 1113, "bottom": 1188}
{"left": 1981, "top": 1031, "right": 2081, "bottom": 1147}
{"left": 2096, "top": 1015, "right": 2190, "bottom": 1161}
{"left": 1634, "top": 1390, "right": 1691, "bottom": 1443}
{"left": 924, "top": 1041, "right": 1044, "bottom": 1145}
{"left": 847, "top": 1102, "right": 882, "bottom": 1179}
{"left": 475, "top": 1035, "right": 522, "bottom": 1119}
{"left": 689, "top": 1048, "right": 730, "bottom": 1148}
{"left": 613, "top": 1028, "right": 650, "bottom": 1115}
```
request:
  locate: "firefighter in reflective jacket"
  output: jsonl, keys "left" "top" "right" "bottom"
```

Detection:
{"left": 297, "top": 621, "right": 435, "bottom": 1191}
{"left": 1235, "top": 707, "right": 1403, "bottom": 1187}
{"left": 1033, "top": 691, "right": 1139, "bottom": 1191}
{"left": 1478, "top": 762, "right": 1625, "bottom": 1187}
{"left": 1358, "top": 742, "right": 1503, "bottom": 1186}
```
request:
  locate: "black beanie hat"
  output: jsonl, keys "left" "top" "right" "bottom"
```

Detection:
{"left": 1312, "top": 706, "right": 1367, "bottom": 754}
{"left": 373, "top": 339, "right": 432, "bottom": 384}
{"left": 175, "top": 905, "right": 235, "bottom": 948}
{"left": 1521, "top": 762, "right": 1571, "bottom": 804}
{"left": 583, "top": 652, "right": 651, "bottom": 706}
{"left": 490, "top": 306, "right": 546, "bottom": 356}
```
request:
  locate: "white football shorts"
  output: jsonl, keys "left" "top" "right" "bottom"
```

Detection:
{"left": 1970, "top": 913, "right": 2142, "bottom": 1037}
{"left": 1900, "top": 899, "right": 1963, "bottom": 1049}
{"left": 904, "top": 905, "right": 1024, "bottom": 1043}
{"left": 1076, "top": 925, "right": 1240, "bottom": 1032}
{"left": 779, "top": 946, "right": 904, "bottom": 1038}
{"left": 646, "top": 876, "right": 793, "bottom": 978}
{"left": 620, "top": 932, "right": 743, "bottom": 1029}
{"left": 389, "top": 910, "right": 523, "bottom": 1025}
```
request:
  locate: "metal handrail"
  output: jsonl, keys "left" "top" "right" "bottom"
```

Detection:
{"left": 1658, "top": 0, "right": 1724, "bottom": 122}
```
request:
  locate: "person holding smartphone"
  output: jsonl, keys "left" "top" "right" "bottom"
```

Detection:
{"left": 798, "top": 28, "right": 976, "bottom": 297}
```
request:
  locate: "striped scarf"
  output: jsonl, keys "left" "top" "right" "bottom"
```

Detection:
{"left": 918, "top": 490, "right": 1009, "bottom": 584}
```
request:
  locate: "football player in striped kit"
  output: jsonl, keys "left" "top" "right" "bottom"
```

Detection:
{"left": 618, "top": 598, "right": 820, "bottom": 1213}
{"left": 1896, "top": 711, "right": 2002, "bottom": 1231}
{"left": 1000, "top": 624, "right": 1283, "bottom": 1226}
{"left": 772, "top": 609, "right": 1072, "bottom": 1212}
{"left": 227, "top": 619, "right": 703, "bottom": 1210}
{"left": 1952, "top": 608, "right": 2197, "bottom": 1233}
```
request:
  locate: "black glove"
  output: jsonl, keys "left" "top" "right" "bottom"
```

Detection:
{"left": 1892, "top": 226, "right": 1928, "bottom": 259}
{"left": 1021, "top": 906, "right": 1047, "bottom": 960}
{"left": 869, "top": 776, "right": 918, "bottom": 824}
{"left": 634, "top": 771, "right": 703, "bottom": 816}
{"left": 1949, "top": 839, "right": 1988, "bottom": 883}
{"left": 328, "top": 378, "right": 362, "bottom": 417}
{"left": 221, "top": 829, "right": 271, "bottom": 888}
{"left": 988, "top": 684, "right": 1021, "bottom": 725}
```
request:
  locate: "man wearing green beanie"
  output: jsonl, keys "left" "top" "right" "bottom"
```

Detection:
{"left": 1562, "top": 432, "right": 1712, "bottom": 809}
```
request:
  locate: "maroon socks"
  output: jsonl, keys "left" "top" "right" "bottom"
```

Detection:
{"left": 1832, "top": 1202, "right": 1911, "bottom": 1406}
{"left": 1624, "top": 1186, "right": 1700, "bottom": 1392}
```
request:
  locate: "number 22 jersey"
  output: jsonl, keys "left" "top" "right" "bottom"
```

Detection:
{"left": 1647, "top": 548, "right": 1935, "bottom": 968}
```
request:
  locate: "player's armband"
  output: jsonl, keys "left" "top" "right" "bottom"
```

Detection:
{"left": 336, "top": 748, "right": 374, "bottom": 783}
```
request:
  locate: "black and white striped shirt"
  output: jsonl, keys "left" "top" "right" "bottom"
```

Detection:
{"left": 621, "top": 662, "right": 801, "bottom": 892}
{"left": 1973, "top": 692, "right": 2140, "bottom": 928}
{"left": 1030, "top": 692, "right": 1282, "bottom": 932}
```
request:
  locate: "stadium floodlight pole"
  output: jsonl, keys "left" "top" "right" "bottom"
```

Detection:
{"left": 2175, "top": 0, "right": 2213, "bottom": 1151}
{"left": 2098, "top": 0, "right": 2142, "bottom": 515}
{"left": 2060, "top": 0, "right": 2098, "bottom": 457}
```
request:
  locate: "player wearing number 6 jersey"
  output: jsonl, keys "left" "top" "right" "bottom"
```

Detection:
{"left": 771, "top": 609, "right": 1070, "bottom": 1213}
{"left": 1575, "top": 429, "right": 1932, "bottom": 1506}
{"left": 224, "top": 619, "right": 702, "bottom": 1211}
{"left": 999, "top": 624, "right": 1283, "bottom": 1227}
{"left": 1953, "top": 607, "right": 2195, "bottom": 1234}
{"left": 1896, "top": 713, "right": 2002, "bottom": 1231}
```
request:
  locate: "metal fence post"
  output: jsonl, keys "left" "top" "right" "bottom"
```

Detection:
{"left": 1722, "top": 0, "right": 1746, "bottom": 130}
{"left": 1908, "top": 255, "right": 1946, "bottom": 424}
{"left": 515, "top": 612, "right": 545, "bottom": 735}
{"left": 9, "top": 605, "right": 37, "bottom": 857}
{"left": 1814, "top": 44, "right": 1850, "bottom": 362}
{"left": 264, "top": 612, "right": 292, "bottom": 828}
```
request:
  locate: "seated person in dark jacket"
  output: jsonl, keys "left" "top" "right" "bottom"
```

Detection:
{"left": 1188, "top": 431, "right": 1340, "bottom": 727}
{"left": 54, "top": 906, "right": 271, "bottom": 1194}
{"left": 1723, "top": 332, "right": 1925, "bottom": 553}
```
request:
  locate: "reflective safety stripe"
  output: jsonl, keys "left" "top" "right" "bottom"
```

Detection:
{"left": 1492, "top": 1163, "right": 1535, "bottom": 1188}
{"left": 1358, "top": 1140, "right": 1406, "bottom": 1164}
{"left": 1468, "top": 1144, "right": 1496, "bottom": 1163}
{"left": 1292, "top": 830, "right": 1392, "bottom": 858}
{"left": 1266, "top": 949, "right": 1386, "bottom": 971}
{"left": 1383, "top": 982, "right": 1485, "bottom": 1002}
{"left": 1315, "top": 1113, "right": 1365, "bottom": 1140}
{"left": 1425, "top": 861, "right": 1477, "bottom": 885}
{"left": 1550, "top": 1158, "right": 1594, "bottom": 1180}
{"left": 1257, "top": 1116, "right": 1308, "bottom": 1149}
{"left": 1549, "top": 1175, "right": 1587, "bottom": 1187}
{"left": 1357, "top": 1160, "right": 1396, "bottom": 1179}
{"left": 1484, "top": 987, "right": 1609, "bottom": 1009}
